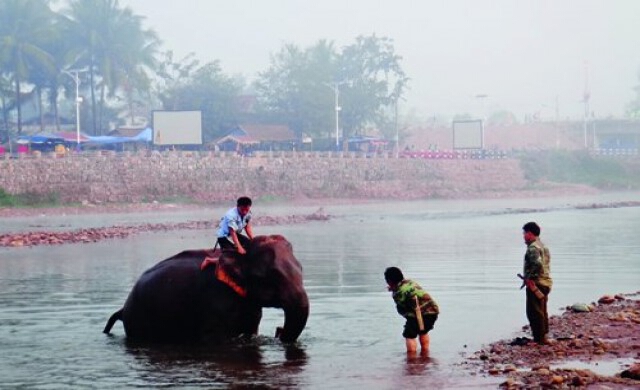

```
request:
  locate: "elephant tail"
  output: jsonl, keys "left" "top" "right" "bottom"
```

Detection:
{"left": 103, "top": 308, "right": 123, "bottom": 334}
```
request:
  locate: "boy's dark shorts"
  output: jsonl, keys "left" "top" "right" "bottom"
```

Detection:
{"left": 403, "top": 314, "right": 438, "bottom": 339}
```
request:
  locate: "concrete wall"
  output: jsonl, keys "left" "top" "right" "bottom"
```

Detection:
{"left": 0, "top": 151, "right": 528, "bottom": 203}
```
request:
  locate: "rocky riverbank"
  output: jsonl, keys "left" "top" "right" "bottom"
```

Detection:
{"left": 2, "top": 199, "right": 639, "bottom": 248}
{"left": 0, "top": 206, "right": 330, "bottom": 247}
{"left": 463, "top": 292, "right": 640, "bottom": 389}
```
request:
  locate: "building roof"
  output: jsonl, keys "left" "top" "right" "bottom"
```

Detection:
{"left": 108, "top": 127, "right": 148, "bottom": 138}
{"left": 213, "top": 124, "right": 296, "bottom": 145}
{"left": 215, "top": 134, "right": 259, "bottom": 145}
{"left": 237, "top": 124, "right": 296, "bottom": 142}
{"left": 592, "top": 119, "right": 640, "bottom": 135}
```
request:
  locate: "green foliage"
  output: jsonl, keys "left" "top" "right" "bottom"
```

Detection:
{"left": 626, "top": 67, "right": 640, "bottom": 119}
{"left": 0, "top": 188, "right": 17, "bottom": 207}
{"left": 0, "top": 0, "right": 56, "bottom": 134}
{"left": 156, "top": 59, "right": 244, "bottom": 141}
{"left": 519, "top": 150, "right": 640, "bottom": 189}
{"left": 337, "top": 35, "right": 408, "bottom": 137}
{"left": 254, "top": 41, "right": 337, "bottom": 139}
{"left": 254, "top": 35, "right": 408, "bottom": 140}
{"left": 0, "top": 188, "right": 60, "bottom": 207}
{"left": 64, "top": 0, "right": 160, "bottom": 134}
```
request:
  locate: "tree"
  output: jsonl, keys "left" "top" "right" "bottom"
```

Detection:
{"left": 626, "top": 67, "right": 640, "bottom": 119}
{"left": 254, "top": 35, "right": 408, "bottom": 143}
{"left": 0, "top": 74, "right": 13, "bottom": 141}
{"left": 255, "top": 40, "right": 337, "bottom": 139}
{"left": 157, "top": 59, "right": 243, "bottom": 142}
{"left": 337, "top": 35, "right": 409, "bottom": 139}
{"left": 64, "top": 0, "right": 159, "bottom": 134}
{"left": 0, "top": 0, "right": 56, "bottom": 134}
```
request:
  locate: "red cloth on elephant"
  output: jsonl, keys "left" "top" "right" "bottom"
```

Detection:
{"left": 200, "top": 256, "right": 247, "bottom": 298}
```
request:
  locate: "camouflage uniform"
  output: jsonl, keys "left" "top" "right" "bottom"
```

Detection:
{"left": 392, "top": 279, "right": 439, "bottom": 338}
{"left": 523, "top": 238, "right": 552, "bottom": 343}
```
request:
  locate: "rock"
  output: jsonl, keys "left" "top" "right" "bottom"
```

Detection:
{"left": 620, "top": 363, "right": 640, "bottom": 380}
{"left": 608, "top": 313, "right": 628, "bottom": 322}
{"left": 571, "top": 375, "right": 587, "bottom": 386}
{"left": 570, "top": 303, "right": 592, "bottom": 312}
{"left": 550, "top": 375, "right": 564, "bottom": 385}
{"left": 598, "top": 295, "right": 616, "bottom": 304}
{"left": 503, "top": 364, "right": 517, "bottom": 373}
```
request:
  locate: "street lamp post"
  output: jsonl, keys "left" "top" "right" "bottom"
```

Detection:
{"left": 324, "top": 81, "right": 347, "bottom": 150}
{"left": 475, "top": 94, "right": 489, "bottom": 149}
{"left": 62, "top": 69, "right": 86, "bottom": 151}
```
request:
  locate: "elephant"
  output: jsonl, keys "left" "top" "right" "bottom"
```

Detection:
{"left": 103, "top": 234, "right": 309, "bottom": 344}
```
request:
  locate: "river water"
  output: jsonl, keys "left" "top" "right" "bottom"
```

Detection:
{"left": 1, "top": 193, "right": 639, "bottom": 389}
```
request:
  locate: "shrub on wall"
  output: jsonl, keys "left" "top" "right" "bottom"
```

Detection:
{"left": 518, "top": 150, "right": 640, "bottom": 189}
{"left": 0, "top": 187, "right": 60, "bottom": 208}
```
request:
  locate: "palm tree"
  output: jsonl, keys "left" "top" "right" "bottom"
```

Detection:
{"left": 64, "top": 0, "right": 159, "bottom": 134}
{"left": 0, "top": 0, "right": 55, "bottom": 134}
{"left": 0, "top": 74, "right": 13, "bottom": 141}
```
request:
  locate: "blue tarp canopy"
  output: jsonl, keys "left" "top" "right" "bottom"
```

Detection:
{"left": 16, "top": 133, "right": 65, "bottom": 144}
{"left": 85, "top": 127, "right": 152, "bottom": 145}
{"left": 132, "top": 127, "right": 152, "bottom": 142}
{"left": 16, "top": 128, "right": 152, "bottom": 147}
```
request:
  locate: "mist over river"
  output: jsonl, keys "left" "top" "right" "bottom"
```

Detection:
{"left": 1, "top": 193, "right": 639, "bottom": 388}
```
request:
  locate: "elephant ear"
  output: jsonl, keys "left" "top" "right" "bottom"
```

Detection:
{"left": 217, "top": 251, "right": 247, "bottom": 290}
{"left": 247, "top": 235, "right": 280, "bottom": 278}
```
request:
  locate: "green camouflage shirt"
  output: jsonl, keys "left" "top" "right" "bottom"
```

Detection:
{"left": 523, "top": 239, "right": 553, "bottom": 288}
{"left": 392, "top": 279, "right": 439, "bottom": 318}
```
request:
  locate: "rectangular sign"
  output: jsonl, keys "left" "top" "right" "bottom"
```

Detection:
{"left": 152, "top": 110, "right": 202, "bottom": 145}
{"left": 452, "top": 119, "right": 484, "bottom": 149}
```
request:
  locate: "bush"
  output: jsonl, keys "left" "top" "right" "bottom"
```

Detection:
{"left": 518, "top": 150, "right": 640, "bottom": 189}
{"left": 0, "top": 187, "right": 61, "bottom": 207}
{"left": 0, "top": 188, "right": 18, "bottom": 207}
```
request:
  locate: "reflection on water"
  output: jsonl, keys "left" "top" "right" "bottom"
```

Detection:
{"left": 1, "top": 194, "right": 639, "bottom": 388}
{"left": 121, "top": 337, "right": 308, "bottom": 388}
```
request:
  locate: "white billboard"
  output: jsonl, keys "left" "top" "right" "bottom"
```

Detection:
{"left": 452, "top": 119, "right": 484, "bottom": 149}
{"left": 152, "top": 110, "right": 202, "bottom": 145}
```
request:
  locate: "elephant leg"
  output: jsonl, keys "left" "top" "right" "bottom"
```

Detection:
{"left": 240, "top": 306, "right": 262, "bottom": 335}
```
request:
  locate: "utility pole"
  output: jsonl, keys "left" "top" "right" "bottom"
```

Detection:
{"left": 583, "top": 61, "right": 590, "bottom": 149}
{"left": 62, "top": 69, "right": 88, "bottom": 151}
{"left": 324, "top": 81, "right": 348, "bottom": 150}
{"left": 475, "top": 94, "right": 488, "bottom": 149}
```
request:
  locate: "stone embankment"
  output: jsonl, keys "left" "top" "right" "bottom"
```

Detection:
{"left": 0, "top": 151, "right": 531, "bottom": 203}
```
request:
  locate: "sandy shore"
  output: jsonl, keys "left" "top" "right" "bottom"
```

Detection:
{"left": 463, "top": 292, "right": 640, "bottom": 389}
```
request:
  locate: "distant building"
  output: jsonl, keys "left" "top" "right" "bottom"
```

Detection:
{"left": 591, "top": 120, "right": 640, "bottom": 150}
{"left": 212, "top": 124, "right": 298, "bottom": 152}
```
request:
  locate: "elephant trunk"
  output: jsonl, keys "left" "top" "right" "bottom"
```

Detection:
{"left": 278, "top": 291, "right": 309, "bottom": 342}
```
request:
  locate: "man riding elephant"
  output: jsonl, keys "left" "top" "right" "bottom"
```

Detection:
{"left": 216, "top": 196, "right": 254, "bottom": 255}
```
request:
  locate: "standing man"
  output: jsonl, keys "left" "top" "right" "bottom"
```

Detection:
{"left": 521, "top": 221, "right": 552, "bottom": 345}
{"left": 384, "top": 266, "right": 439, "bottom": 355}
{"left": 216, "top": 196, "right": 254, "bottom": 255}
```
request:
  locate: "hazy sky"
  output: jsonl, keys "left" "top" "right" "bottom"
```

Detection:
{"left": 120, "top": 0, "right": 640, "bottom": 120}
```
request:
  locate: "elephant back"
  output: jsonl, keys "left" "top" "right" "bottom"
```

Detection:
{"left": 122, "top": 248, "right": 242, "bottom": 342}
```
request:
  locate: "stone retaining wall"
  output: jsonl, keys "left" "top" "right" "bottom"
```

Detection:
{"left": 0, "top": 151, "right": 528, "bottom": 203}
